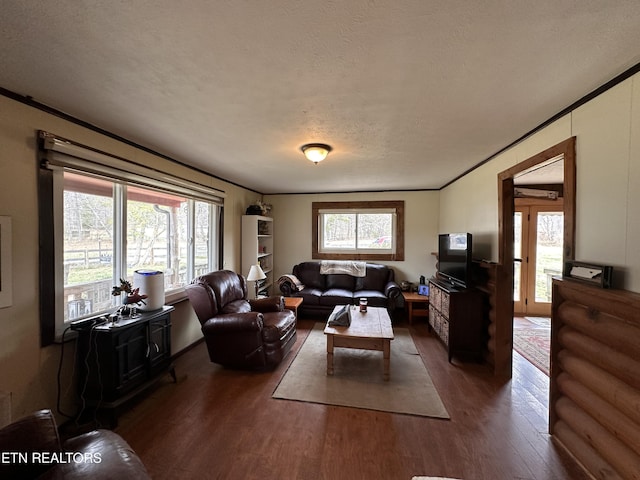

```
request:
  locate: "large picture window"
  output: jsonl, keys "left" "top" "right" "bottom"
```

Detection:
{"left": 39, "top": 132, "right": 224, "bottom": 344}
{"left": 312, "top": 201, "right": 404, "bottom": 261}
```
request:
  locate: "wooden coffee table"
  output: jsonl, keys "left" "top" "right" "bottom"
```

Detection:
{"left": 324, "top": 305, "right": 394, "bottom": 381}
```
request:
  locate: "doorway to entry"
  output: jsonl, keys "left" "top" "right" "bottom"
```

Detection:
{"left": 512, "top": 192, "right": 563, "bottom": 376}
{"left": 495, "top": 137, "right": 575, "bottom": 378}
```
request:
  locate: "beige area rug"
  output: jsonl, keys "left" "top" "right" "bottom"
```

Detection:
{"left": 273, "top": 324, "right": 450, "bottom": 419}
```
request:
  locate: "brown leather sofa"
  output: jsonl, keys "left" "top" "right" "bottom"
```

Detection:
{"left": 278, "top": 261, "right": 401, "bottom": 318}
{"left": 0, "top": 409, "right": 150, "bottom": 479}
{"left": 186, "top": 270, "right": 297, "bottom": 369}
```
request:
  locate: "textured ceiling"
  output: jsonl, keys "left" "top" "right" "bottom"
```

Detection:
{"left": 1, "top": 1, "right": 640, "bottom": 194}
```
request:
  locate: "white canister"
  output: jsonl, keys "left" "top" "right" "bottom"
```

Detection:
{"left": 133, "top": 269, "right": 165, "bottom": 311}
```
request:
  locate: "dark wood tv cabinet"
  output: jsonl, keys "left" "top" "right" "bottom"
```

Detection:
{"left": 75, "top": 306, "right": 175, "bottom": 424}
{"left": 428, "top": 278, "right": 484, "bottom": 362}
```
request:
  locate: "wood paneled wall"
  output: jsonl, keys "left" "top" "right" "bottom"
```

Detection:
{"left": 473, "top": 261, "right": 513, "bottom": 375}
{"left": 473, "top": 261, "right": 497, "bottom": 368}
{"left": 551, "top": 278, "right": 640, "bottom": 479}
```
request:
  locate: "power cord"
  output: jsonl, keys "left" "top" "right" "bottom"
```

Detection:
{"left": 56, "top": 326, "right": 75, "bottom": 419}
{"left": 58, "top": 318, "right": 111, "bottom": 429}
{"left": 90, "top": 324, "right": 104, "bottom": 428}
{"left": 76, "top": 324, "right": 100, "bottom": 428}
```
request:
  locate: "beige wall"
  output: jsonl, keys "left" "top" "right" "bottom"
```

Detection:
{"left": 0, "top": 95, "right": 257, "bottom": 422}
{"left": 264, "top": 191, "right": 440, "bottom": 285}
{"left": 439, "top": 74, "right": 640, "bottom": 292}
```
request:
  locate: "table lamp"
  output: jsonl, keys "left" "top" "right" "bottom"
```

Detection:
{"left": 247, "top": 264, "right": 266, "bottom": 298}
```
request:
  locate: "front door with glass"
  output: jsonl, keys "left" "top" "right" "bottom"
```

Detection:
{"left": 514, "top": 201, "right": 564, "bottom": 316}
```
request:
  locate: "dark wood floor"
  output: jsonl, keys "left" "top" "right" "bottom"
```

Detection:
{"left": 115, "top": 317, "right": 588, "bottom": 480}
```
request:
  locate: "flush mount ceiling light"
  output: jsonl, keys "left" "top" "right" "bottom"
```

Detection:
{"left": 300, "top": 143, "right": 332, "bottom": 164}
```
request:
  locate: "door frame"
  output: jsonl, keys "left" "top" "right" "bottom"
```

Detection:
{"left": 494, "top": 137, "right": 576, "bottom": 377}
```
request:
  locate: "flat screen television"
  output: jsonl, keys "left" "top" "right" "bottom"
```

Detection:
{"left": 438, "top": 233, "right": 473, "bottom": 288}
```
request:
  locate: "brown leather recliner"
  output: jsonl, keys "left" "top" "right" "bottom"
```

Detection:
{"left": 185, "top": 270, "right": 297, "bottom": 369}
{"left": 0, "top": 409, "right": 150, "bottom": 479}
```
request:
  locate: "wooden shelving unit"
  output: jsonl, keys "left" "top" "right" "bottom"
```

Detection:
{"left": 241, "top": 215, "right": 274, "bottom": 297}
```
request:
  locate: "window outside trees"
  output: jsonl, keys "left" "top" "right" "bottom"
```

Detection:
{"left": 513, "top": 203, "right": 563, "bottom": 315}
{"left": 63, "top": 172, "right": 218, "bottom": 322}
{"left": 312, "top": 201, "right": 404, "bottom": 261}
{"left": 63, "top": 174, "right": 114, "bottom": 320}
{"left": 322, "top": 212, "right": 393, "bottom": 250}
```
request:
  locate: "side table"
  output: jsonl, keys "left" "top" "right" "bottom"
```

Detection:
{"left": 402, "top": 291, "right": 429, "bottom": 324}
{"left": 284, "top": 297, "right": 303, "bottom": 320}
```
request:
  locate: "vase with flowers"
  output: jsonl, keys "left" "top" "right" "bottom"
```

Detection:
{"left": 112, "top": 278, "right": 147, "bottom": 317}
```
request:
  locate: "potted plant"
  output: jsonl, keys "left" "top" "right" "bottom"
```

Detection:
{"left": 112, "top": 278, "right": 147, "bottom": 316}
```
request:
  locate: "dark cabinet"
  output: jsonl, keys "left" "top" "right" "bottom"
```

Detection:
{"left": 76, "top": 306, "right": 175, "bottom": 410}
{"left": 148, "top": 316, "right": 172, "bottom": 377}
{"left": 110, "top": 322, "right": 148, "bottom": 399}
{"left": 428, "top": 279, "right": 484, "bottom": 362}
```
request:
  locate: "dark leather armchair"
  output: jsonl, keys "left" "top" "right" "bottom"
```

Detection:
{"left": 0, "top": 409, "right": 150, "bottom": 479}
{"left": 185, "top": 270, "right": 297, "bottom": 369}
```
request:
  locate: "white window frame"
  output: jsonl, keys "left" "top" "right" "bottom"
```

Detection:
{"left": 38, "top": 131, "right": 225, "bottom": 344}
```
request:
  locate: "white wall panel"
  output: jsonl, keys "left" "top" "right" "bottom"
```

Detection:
{"left": 627, "top": 77, "right": 640, "bottom": 291}
{"left": 572, "top": 80, "right": 631, "bottom": 278}
{"left": 508, "top": 114, "right": 572, "bottom": 163}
